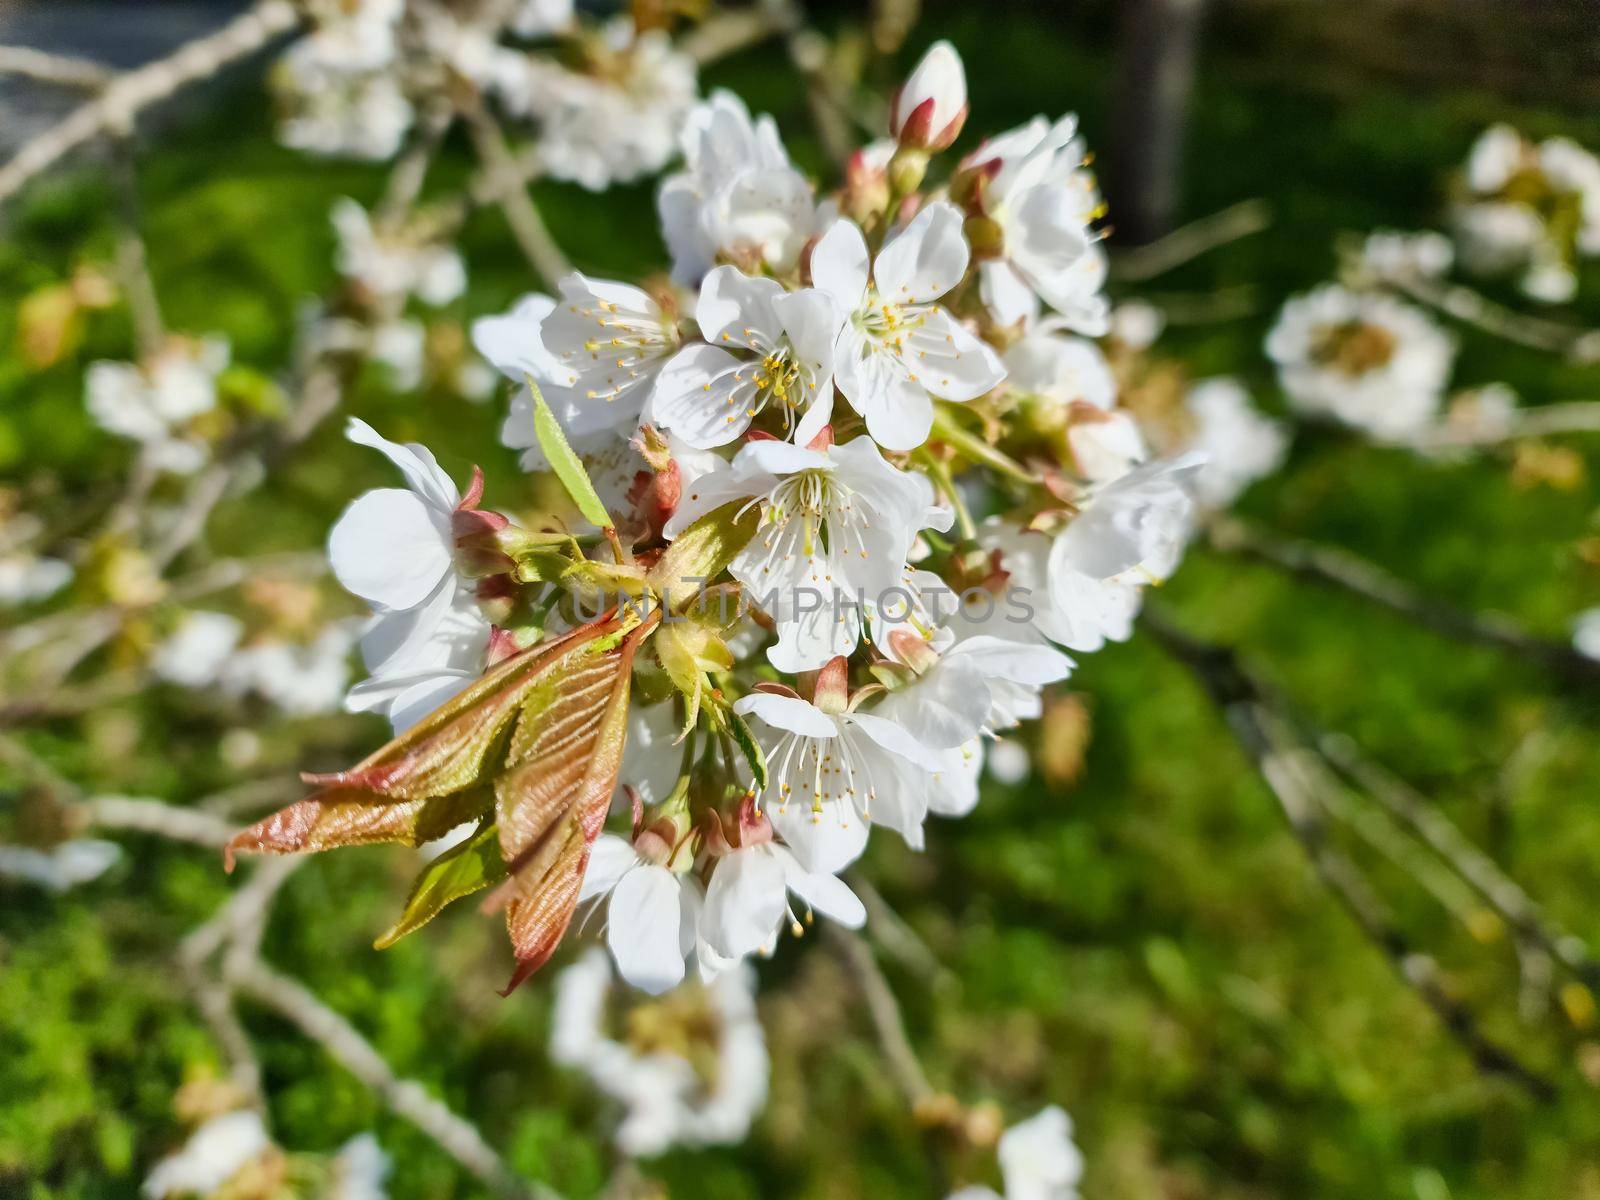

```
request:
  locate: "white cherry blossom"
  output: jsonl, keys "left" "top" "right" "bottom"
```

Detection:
{"left": 549, "top": 948, "right": 768, "bottom": 1157}
{"left": 666, "top": 438, "right": 948, "bottom": 671}
{"left": 948, "top": 1106, "right": 1084, "bottom": 1200}
{"left": 963, "top": 115, "right": 1106, "bottom": 334}
{"left": 653, "top": 265, "right": 842, "bottom": 448}
{"left": 813, "top": 203, "right": 1006, "bottom": 450}
{"left": 143, "top": 1110, "right": 273, "bottom": 1199}
{"left": 733, "top": 688, "right": 930, "bottom": 872}
{"left": 1180, "top": 378, "right": 1289, "bottom": 509}
{"left": 86, "top": 336, "right": 230, "bottom": 474}
{"left": 331, "top": 199, "right": 466, "bottom": 308}
{"left": 700, "top": 838, "right": 865, "bottom": 965}
{"left": 658, "top": 90, "right": 816, "bottom": 285}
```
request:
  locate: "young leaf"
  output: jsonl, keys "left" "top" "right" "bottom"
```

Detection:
{"left": 375, "top": 820, "right": 507, "bottom": 949}
{"left": 492, "top": 618, "right": 653, "bottom": 993}
{"left": 529, "top": 378, "right": 613, "bottom": 529}
{"left": 223, "top": 787, "right": 491, "bottom": 869}
{"left": 725, "top": 707, "right": 769, "bottom": 793}
{"left": 646, "top": 501, "right": 758, "bottom": 610}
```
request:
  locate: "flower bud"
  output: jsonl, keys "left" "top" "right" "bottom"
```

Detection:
{"left": 890, "top": 40, "right": 968, "bottom": 151}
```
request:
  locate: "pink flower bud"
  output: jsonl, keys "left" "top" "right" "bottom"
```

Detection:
{"left": 891, "top": 41, "right": 968, "bottom": 151}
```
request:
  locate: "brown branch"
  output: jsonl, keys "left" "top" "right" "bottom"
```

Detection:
{"left": 1206, "top": 515, "right": 1600, "bottom": 686}
{"left": 1142, "top": 610, "right": 1560, "bottom": 1101}
{"left": 0, "top": 1, "right": 303, "bottom": 207}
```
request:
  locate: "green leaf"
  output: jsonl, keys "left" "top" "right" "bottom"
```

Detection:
{"left": 530, "top": 377, "right": 614, "bottom": 528}
{"left": 726, "top": 708, "right": 768, "bottom": 792}
{"left": 375, "top": 820, "right": 507, "bottom": 949}
{"left": 646, "top": 501, "right": 758, "bottom": 609}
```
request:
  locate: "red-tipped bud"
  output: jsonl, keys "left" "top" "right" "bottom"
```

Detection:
{"left": 891, "top": 41, "right": 968, "bottom": 151}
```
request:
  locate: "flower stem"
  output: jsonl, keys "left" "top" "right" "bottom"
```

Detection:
{"left": 930, "top": 403, "right": 1040, "bottom": 486}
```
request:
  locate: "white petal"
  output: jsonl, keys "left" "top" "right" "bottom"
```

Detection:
{"left": 328, "top": 489, "right": 453, "bottom": 610}
{"left": 768, "top": 799, "right": 870, "bottom": 874}
{"left": 652, "top": 343, "right": 754, "bottom": 448}
{"left": 695, "top": 265, "right": 785, "bottom": 351}
{"left": 733, "top": 692, "right": 838, "bottom": 738}
{"left": 834, "top": 333, "right": 935, "bottom": 452}
{"left": 908, "top": 308, "right": 1007, "bottom": 402}
{"left": 842, "top": 710, "right": 928, "bottom": 761}
{"left": 873, "top": 201, "right": 969, "bottom": 304}
{"left": 776, "top": 847, "right": 866, "bottom": 927}
{"left": 470, "top": 293, "right": 573, "bottom": 384}
{"left": 345, "top": 417, "right": 459, "bottom": 511}
{"left": 579, "top": 834, "right": 639, "bottom": 902}
{"left": 980, "top": 259, "right": 1040, "bottom": 329}
{"left": 701, "top": 847, "right": 787, "bottom": 959}
{"left": 773, "top": 288, "right": 842, "bottom": 373}
{"left": 606, "top": 864, "right": 687, "bottom": 994}
{"left": 950, "top": 634, "right": 1073, "bottom": 686}
{"left": 810, "top": 218, "right": 870, "bottom": 312}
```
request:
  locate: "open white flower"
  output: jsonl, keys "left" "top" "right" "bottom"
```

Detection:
{"left": 658, "top": 90, "right": 817, "bottom": 285}
{"left": 700, "top": 838, "right": 865, "bottom": 965}
{"left": 977, "top": 519, "right": 1139, "bottom": 655}
{"left": 579, "top": 833, "right": 703, "bottom": 994}
{"left": 331, "top": 199, "right": 466, "bottom": 308}
{"left": 813, "top": 203, "right": 1006, "bottom": 451}
{"left": 1266, "top": 285, "right": 1455, "bottom": 441}
{"left": 891, "top": 41, "right": 968, "bottom": 151}
{"left": 1051, "top": 453, "right": 1204, "bottom": 583}
{"left": 963, "top": 115, "right": 1105, "bottom": 334}
{"left": 653, "top": 266, "right": 842, "bottom": 448}
{"left": 1180, "top": 378, "right": 1289, "bottom": 509}
{"left": 948, "top": 1106, "right": 1084, "bottom": 1200}
{"left": 550, "top": 948, "right": 768, "bottom": 1157}
{"left": 143, "top": 1110, "right": 273, "bottom": 1200}
{"left": 667, "top": 438, "right": 946, "bottom": 671}
{"left": 733, "top": 688, "right": 929, "bottom": 872}
{"left": 540, "top": 273, "right": 680, "bottom": 421}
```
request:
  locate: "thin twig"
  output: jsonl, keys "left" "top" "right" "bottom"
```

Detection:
{"left": 1206, "top": 515, "right": 1600, "bottom": 685}
{"left": 1388, "top": 272, "right": 1600, "bottom": 364}
{"left": 0, "top": 0, "right": 303, "bottom": 207}
{"left": 1408, "top": 401, "right": 1600, "bottom": 450}
{"left": 1142, "top": 610, "right": 1559, "bottom": 1102}
{"left": 79, "top": 795, "right": 238, "bottom": 848}
{"left": 233, "top": 962, "right": 545, "bottom": 1199}
{"left": 1108, "top": 199, "right": 1273, "bottom": 282}
{"left": 0, "top": 45, "right": 115, "bottom": 90}
{"left": 848, "top": 875, "right": 949, "bottom": 985}
{"left": 1318, "top": 733, "right": 1600, "bottom": 991}
{"left": 461, "top": 100, "right": 569, "bottom": 290}
{"left": 108, "top": 135, "right": 166, "bottom": 358}
{"left": 829, "top": 927, "right": 936, "bottom": 1105}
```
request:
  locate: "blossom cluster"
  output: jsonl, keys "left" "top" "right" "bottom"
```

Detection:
{"left": 231, "top": 40, "right": 1219, "bottom": 1011}
{"left": 274, "top": 0, "right": 698, "bottom": 190}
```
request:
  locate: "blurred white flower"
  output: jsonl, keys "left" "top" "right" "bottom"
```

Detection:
{"left": 152, "top": 611, "right": 245, "bottom": 689}
{"left": 507, "top": 20, "right": 696, "bottom": 191}
{"left": 1266, "top": 285, "right": 1455, "bottom": 441}
{"left": 550, "top": 948, "right": 768, "bottom": 1158}
{"left": 0, "top": 553, "right": 72, "bottom": 605}
{"left": 328, "top": 1133, "right": 391, "bottom": 1200}
{"left": 224, "top": 621, "right": 362, "bottom": 716}
{"left": 86, "top": 336, "right": 230, "bottom": 474}
{"left": 510, "top": 0, "right": 575, "bottom": 37}
{"left": 1358, "top": 229, "right": 1454, "bottom": 281}
{"left": 1107, "top": 300, "right": 1165, "bottom": 351}
{"left": 142, "top": 1110, "right": 273, "bottom": 1199}
{"left": 1180, "top": 378, "right": 1289, "bottom": 509}
{"left": 331, "top": 199, "right": 467, "bottom": 308}
{"left": 1573, "top": 608, "right": 1600, "bottom": 662}
{"left": 299, "top": 0, "right": 403, "bottom": 72}
{"left": 276, "top": 53, "right": 413, "bottom": 161}
{"left": 813, "top": 203, "right": 1007, "bottom": 450}
{"left": 0, "top": 839, "right": 121, "bottom": 893}
{"left": 948, "top": 1106, "right": 1084, "bottom": 1200}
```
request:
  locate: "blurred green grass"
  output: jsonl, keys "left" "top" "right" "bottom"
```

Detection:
{"left": 3, "top": 9, "right": 1600, "bottom": 1199}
